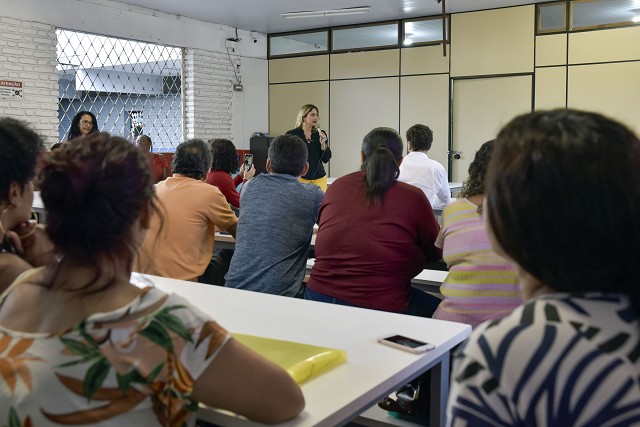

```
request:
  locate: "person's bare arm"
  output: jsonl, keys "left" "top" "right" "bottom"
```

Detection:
{"left": 6, "top": 221, "right": 55, "bottom": 267}
{"left": 191, "top": 338, "right": 305, "bottom": 424}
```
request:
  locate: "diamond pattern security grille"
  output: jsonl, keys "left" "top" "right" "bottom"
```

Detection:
{"left": 56, "top": 29, "right": 183, "bottom": 150}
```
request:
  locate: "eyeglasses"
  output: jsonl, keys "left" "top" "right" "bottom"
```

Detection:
{"left": 80, "top": 120, "right": 94, "bottom": 127}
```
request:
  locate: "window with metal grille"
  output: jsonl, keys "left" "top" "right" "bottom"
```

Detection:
{"left": 56, "top": 29, "right": 183, "bottom": 151}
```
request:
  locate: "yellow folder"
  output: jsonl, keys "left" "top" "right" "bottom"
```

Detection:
{"left": 234, "top": 334, "right": 348, "bottom": 384}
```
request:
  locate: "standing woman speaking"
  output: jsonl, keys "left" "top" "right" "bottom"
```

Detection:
{"left": 286, "top": 104, "right": 331, "bottom": 191}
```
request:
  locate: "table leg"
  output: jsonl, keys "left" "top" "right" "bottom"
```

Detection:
{"left": 429, "top": 354, "right": 450, "bottom": 427}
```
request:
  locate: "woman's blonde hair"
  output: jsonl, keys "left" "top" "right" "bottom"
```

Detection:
{"left": 295, "top": 104, "right": 319, "bottom": 131}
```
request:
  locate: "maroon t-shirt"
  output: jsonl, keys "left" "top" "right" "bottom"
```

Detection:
{"left": 307, "top": 171, "right": 442, "bottom": 313}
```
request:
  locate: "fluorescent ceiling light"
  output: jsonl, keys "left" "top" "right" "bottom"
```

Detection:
{"left": 282, "top": 7, "right": 371, "bottom": 19}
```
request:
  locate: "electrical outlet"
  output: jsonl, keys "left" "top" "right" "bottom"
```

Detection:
{"left": 233, "top": 83, "right": 243, "bottom": 91}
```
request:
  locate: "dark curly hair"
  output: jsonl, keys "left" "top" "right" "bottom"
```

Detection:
{"left": 0, "top": 117, "right": 44, "bottom": 203}
{"left": 487, "top": 109, "right": 640, "bottom": 314}
{"left": 406, "top": 124, "right": 433, "bottom": 152}
{"left": 210, "top": 139, "right": 239, "bottom": 174}
{"left": 172, "top": 139, "right": 211, "bottom": 179}
{"left": 66, "top": 111, "right": 98, "bottom": 141}
{"left": 40, "top": 132, "right": 157, "bottom": 292}
{"left": 459, "top": 140, "right": 495, "bottom": 198}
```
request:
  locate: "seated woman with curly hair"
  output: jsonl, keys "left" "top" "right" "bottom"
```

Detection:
{"left": 0, "top": 117, "right": 50, "bottom": 290}
{"left": 434, "top": 140, "right": 522, "bottom": 328}
{"left": 206, "top": 139, "right": 254, "bottom": 209}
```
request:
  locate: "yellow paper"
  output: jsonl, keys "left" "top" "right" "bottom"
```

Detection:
{"left": 234, "top": 334, "right": 347, "bottom": 384}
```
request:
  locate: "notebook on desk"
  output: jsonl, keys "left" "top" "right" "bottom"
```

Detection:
{"left": 234, "top": 334, "right": 347, "bottom": 384}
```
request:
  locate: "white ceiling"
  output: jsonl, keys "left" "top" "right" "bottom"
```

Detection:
{"left": 114, "top": 0, "right": 557, "bottom": 34}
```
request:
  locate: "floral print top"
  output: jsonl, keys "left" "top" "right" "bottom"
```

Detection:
{"left": 0, "top": 285, "right": 230, "bottom": 427}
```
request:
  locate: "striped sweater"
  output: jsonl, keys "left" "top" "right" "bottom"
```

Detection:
{"left": 434, "top": 198, "right": 522, "bottom": 328}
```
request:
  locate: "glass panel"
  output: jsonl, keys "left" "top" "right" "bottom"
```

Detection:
{"left": 572, "top": 0, "right": 639, "bottom": 30}
{"left": 269, "top": 31, "right": 328, "bottom": 56}
{"left": 403, "top": 17, "right": 448, "bottom": 45}
{"left": 56, "top": 29, "right": 182, "bottom": 150}
{"left": 538, "top": 3, "right": 567, "bottom": 33}
{"left": 332, "top": 23, "right": 399, "bottom": 51}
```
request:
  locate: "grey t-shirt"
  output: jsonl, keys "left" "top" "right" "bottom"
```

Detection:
{"left": 224, "top": 174, "right": 324, "bottom": 296}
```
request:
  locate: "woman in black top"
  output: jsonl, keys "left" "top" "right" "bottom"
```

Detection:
{"left": 66, "top": 111, "right": 99, "bottom": 141}
{"left": 286, "top": 104, "right": 331, "bottom": 191}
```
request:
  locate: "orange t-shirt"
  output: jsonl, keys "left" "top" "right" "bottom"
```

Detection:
{"left": 135, "top": 175, "right": 237, "bottom": 280}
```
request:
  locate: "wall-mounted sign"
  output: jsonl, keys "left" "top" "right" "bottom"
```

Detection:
{"left": 0, "top": 80, "right": 23, "bottom": 98}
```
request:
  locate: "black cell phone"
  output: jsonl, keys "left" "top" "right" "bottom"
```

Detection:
{"left": 243, "top": 153, "right": 253, "bottom": 169}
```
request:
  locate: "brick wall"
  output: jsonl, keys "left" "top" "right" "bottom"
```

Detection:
{"left": 183, "top": 48, "right": 236, "bottom": 141}
{"left": 0, "top": 16, "right": 58, "bottom": 145}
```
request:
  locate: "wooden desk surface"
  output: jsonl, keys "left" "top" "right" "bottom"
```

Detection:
{"left": 131, "top": 274, "right": 470, "bottom": 427}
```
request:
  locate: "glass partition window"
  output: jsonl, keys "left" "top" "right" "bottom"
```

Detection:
{"left": 571, "top": 0, "right": 640, "bottom": 30}
{"left": 538, "top": 0, "right": 640, "bottom": 34}
{"left": 269, "top": 31, "right": 329, "bottom": 57}
{"left": 538, "top": 2, "right": 567, "bottom": 33}
{"left": 332, "top": 23, "right": 399, "bottom": 51}
{"left": 403, "top": 17, "right": 449, "bottom": 45}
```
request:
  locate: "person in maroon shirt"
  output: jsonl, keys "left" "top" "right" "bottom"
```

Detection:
{"left": 206, "top": 139, "right": 254, "bottom": 209}
{"left": 305, "top": 127, "right": 442, "bottom": 316}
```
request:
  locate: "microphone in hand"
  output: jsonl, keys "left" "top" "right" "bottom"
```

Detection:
{"left": 319, "top": 129, "right": 328, "bottom": 149}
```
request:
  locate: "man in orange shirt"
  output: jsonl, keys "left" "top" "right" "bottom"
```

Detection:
{"left": 136, "top": 139, "right": 237, "bottom": 281}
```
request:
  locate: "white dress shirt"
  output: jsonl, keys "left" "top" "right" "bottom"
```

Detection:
{"left": 398, "top": 151, "right": 451, "bottom": 209}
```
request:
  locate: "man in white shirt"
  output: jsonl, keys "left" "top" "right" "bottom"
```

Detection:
{"left": 398, "top": 124, "right": 451, "bottom": 210}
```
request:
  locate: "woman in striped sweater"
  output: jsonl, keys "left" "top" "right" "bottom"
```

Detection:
{"left": 433, "top": 140, "right": 522, "bottom": 328}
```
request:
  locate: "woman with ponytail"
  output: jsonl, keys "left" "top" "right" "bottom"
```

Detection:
{"left": 305, "top": 127, "right": 441, "bottom": 316}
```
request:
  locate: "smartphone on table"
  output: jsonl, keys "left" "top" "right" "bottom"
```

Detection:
{"left": 243, "top": 153, "right": 253, "bottom": 170}
{"left": 378, "top": 334, "right": 435, "bottom": 354}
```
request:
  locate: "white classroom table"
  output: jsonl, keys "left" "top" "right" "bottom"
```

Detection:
{"left": 215, "top": 231, "right": 317, "bottom": 251}
{"left": 448, "top": 182, "right": 462, "bottom": 195}
{"left": 32, "top": 191, "right": 46, "bottom": 223}
{"left": 326, "top": 180, "right": 461, "bottom": 196}
{"left": 130, "top": 274, "right": 471, "bottom": 427}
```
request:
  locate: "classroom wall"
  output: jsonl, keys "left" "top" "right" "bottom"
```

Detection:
{"left": 269, "top": 5, "right": 640, "bottom": 179}
{"left": 0, "top": 0, "right": 269, "bottom": 148}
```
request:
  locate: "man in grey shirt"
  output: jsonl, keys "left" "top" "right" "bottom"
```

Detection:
{"left": 225, "top": 134, "right": 324, "bottom": 297}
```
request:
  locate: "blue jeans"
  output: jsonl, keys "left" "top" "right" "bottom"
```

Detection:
{"left": 304, "top": 288, "right": 361, "bottom": 307}
{"left": 304, "top": 287, "right": 440, "bottom": 318}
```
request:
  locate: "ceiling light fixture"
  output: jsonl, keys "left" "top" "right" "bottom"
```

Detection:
{"left": 282, "top": 7, "right": 371, "bottom": 19}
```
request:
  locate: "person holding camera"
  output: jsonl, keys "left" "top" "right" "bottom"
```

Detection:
{"left": 286, "top": 104, "right": 331, "bottom": 191}
{"left": 206, "top": 139, "right": 255, "bottom": 210}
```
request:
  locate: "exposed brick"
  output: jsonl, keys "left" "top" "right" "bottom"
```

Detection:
{"left": 183, "top": 47, "right": 235, "bottom": 140}
{"left": 0, "top": 16, "right": 57, "bottom": 144}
